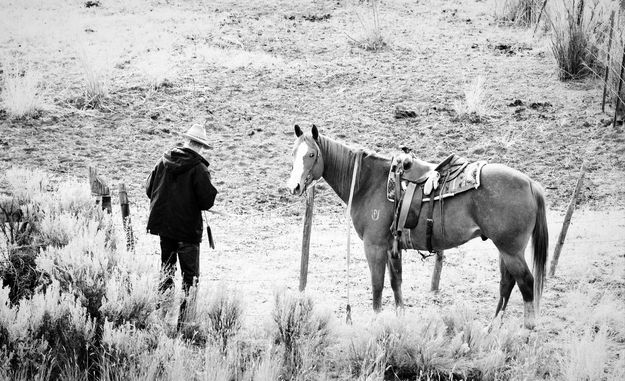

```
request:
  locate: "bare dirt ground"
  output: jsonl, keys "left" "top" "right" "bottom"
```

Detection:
{"left": 1, "top": 0, "right": 625, "bottom": 375}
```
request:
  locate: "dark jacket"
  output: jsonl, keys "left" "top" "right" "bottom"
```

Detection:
{"left": 146, "top": 147, "right": 217, "bottom": 243}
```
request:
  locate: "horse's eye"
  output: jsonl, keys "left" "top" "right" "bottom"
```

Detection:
{"left": 309, "top": 153, "right": 315, "bottom": 157}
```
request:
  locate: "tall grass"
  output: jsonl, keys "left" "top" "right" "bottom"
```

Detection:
{"left": 76, "top": 48, "right": 108, "bottom": 109}
{"left": 562, "top": 328, "right": 609, "bottom": 381}
{"left": 1, "top": 63, "right": 43, "bottom": 118}
{"left": 494, "top": 0, "right": 541, "bottom": 26}
{"left": 548, "top": 0, "right": 614, "bottom": 80}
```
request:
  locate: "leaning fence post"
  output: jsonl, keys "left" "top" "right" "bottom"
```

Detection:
{"left": 430, "top": 251, "right": 444, "bottom": 292}
{"left": 549, "top": 161, "right": 586, "bottom": 277}
{"left": 118, "top": 183, "right": 135, "bottom": 252}
{"left": 299, "top": 185, "right": 315, "bottom": 292}
{"left": 602, "top": 11, "right": 616, "bottom": 113}
{"left": 88, "top": 166, "right": 111, "bottom": 214}
{"left": 612, "top": 48, "right": 625, "bottom": 128}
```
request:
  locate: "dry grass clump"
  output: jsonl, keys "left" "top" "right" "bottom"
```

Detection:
{"left": 562, "top": 328, "right": 609, "bottom": 381}
{"left": 453, "top": 76, "right": 490, "bottom": 122}
{"left": 135, "top": 51, "right": 176, "bottom": 90}
{"left": 348, "top": 0, "right": 388, "bottom": 51}
{"left": 548, "top": 0, "right": 614, "bottom": 80}
{"left": 0, "top": 62, "right": 44, "bottom": 119}
{"left": 494, "top": 0, "right": 542, "bottom": 26}
{"left": 75, "top": 48, "right": 108, "bottom": 109}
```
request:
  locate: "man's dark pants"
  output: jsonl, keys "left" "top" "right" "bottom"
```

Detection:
{"left": 159, "top": 236, "right": 200, "bottom": 329}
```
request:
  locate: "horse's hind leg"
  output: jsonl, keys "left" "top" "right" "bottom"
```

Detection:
{"left": 387, "top": 250, "right": 404, "bottom": 312}
{"left": 499, "top": 249, "right": 536, "bottom": 329}
{"left": 364, "top": 242, "right": 388, "bottom": 312}
{"left": 495, "top": 254, "right": 516, "bottom": 317}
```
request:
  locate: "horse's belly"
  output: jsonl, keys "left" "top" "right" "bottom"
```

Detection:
{"left": 404, "top": 192, "right": 480, "bottom": 251}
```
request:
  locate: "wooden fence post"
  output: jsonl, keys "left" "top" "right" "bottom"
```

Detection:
{"left": 549, "top": 162, "right": 586, "bottom": 277}
{"left": 299, "top": 185, "right": 315, "bottom": 292}
{"left": 612, "top": 49, "right": 625, "bottom": 128}
{"left": 118, "top": 183, "right": 135, "bottom": 252}
{"left": 602, "top": 11, "right": 616, "bottom": 113}
{"left": 88, "top": 166, "right": 111, "bottom": 214}
{"left": 430, "top": 250, "right": 444, "bottom": 292}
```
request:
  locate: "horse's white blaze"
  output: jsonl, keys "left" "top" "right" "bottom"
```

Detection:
{"left": 287, "top": 142, "right": 308, "bottom": 193}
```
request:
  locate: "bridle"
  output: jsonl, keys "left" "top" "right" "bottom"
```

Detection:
{"left": 299, "top": 139, "right": 323, "bottom": 192}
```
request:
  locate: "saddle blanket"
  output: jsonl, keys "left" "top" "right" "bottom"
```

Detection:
{"left": 387, "top": 159, "right": 487, "bottom": 202}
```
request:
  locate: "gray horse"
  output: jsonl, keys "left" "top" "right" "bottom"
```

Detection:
{"left": 287, "top": 125, "right": 548, "bottom": 329}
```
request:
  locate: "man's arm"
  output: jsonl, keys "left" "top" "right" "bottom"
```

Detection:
{"left": 195, "top": 166, "right": 217, "bottom": 210}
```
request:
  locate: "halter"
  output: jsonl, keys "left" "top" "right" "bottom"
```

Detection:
{"left": 301, "top": 138, "right": 323, "bottom": 191}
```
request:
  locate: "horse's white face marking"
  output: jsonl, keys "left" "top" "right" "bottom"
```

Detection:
{"left": 371, "top": 209, "right": 380, "bottom": 221}
{"left": 287, "top": 141, "right": 310, "bottom": 195}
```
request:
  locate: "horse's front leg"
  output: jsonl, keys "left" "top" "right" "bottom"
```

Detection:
{"left": 364, "top": 241, "right": 390, "bottom": 312}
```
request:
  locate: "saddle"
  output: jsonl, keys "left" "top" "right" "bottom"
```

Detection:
{"left": 388, "top": 152, "right": 486, "bottom": 256}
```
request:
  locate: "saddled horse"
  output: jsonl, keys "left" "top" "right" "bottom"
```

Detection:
{"left": 286, "top": 125, "right": 548, "bottom": 329}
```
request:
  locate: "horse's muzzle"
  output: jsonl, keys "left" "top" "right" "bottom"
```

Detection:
{"left": 290, "top": 184, "right": 301, "bottom": 196}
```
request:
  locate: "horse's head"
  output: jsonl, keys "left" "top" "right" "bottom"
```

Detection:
{"left": 287, "top": 124, "right": 324, "bottom": 196}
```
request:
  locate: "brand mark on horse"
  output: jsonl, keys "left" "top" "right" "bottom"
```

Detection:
{"left": 371, "top": 209, "right": 380, "bottom": 221}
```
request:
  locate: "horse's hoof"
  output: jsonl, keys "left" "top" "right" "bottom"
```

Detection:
{"left": 523, "top": 321, "right": 536, "bottom": 330}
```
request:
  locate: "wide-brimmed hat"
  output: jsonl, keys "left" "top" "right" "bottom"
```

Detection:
{"left": 182, "top": 124, "right": 210, "bottom": 147}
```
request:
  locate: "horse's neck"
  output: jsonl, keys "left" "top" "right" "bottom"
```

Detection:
{"left": 318, "top": 136, "right": 360, "bottom": 203}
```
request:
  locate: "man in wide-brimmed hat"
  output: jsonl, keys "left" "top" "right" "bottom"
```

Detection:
{"left": 146, "top": 123, "right": 218, "bottom": 330}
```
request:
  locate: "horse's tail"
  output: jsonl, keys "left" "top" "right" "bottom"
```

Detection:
{"left": 531, "top": 181, "right": 548, "bottom": 313}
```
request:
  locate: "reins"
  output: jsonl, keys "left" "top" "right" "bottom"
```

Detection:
{"left": 344, "top": 150, "right": 363, "bottom": 325}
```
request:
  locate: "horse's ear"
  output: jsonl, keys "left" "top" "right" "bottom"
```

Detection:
{"left": 311, "top": 124, "right": 319, "bottom": 140}
{"left": 294, "top": 124, "right": 303, "bottom": 137}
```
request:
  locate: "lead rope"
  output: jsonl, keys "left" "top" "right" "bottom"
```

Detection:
{"left": 345, "top": 151, "right": 362, "bottom": 325}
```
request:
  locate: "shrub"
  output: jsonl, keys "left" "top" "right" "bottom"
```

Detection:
{"left": 100, "top": 270, "right": 159, "bottom": 329}
{"left": 342, "top": 306, "right": 550, "bottom": 380}
{"left": 179, "top": 285, "right": 244, "bottom": 351}
{"left": 0, "top": 281, "right": 97, "bottom": 379}
{"left": 271, "top": 291, "right": 333, "bottom": 379}
{"left": 0, "top": 63, "right": 43, "bottom": 118}
{"left": 3, "top": 167, "right": 49, "bottom": 201}
{"left": 206, "top": 286, "right": 244, "bottom": 351}
{"left": 100, "top": 320, "right": 162, "bottom": 379}
{"left": 37, "top": 220, "right": 119, "bottom": 321}
{"left": 0, "top": 170, "right": 49, "bottom": 305}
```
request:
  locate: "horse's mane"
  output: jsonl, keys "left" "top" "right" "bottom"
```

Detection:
{"left": 316, "top": 134, "right": 385, "bottom": 201}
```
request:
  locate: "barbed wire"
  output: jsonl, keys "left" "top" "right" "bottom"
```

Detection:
{"left": 584, "top": 46, "right": 625, "bottom": 83}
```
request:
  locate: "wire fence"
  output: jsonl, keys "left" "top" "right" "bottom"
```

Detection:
{"left": 188, "top": 208, "right": 625, "bottom": 287}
